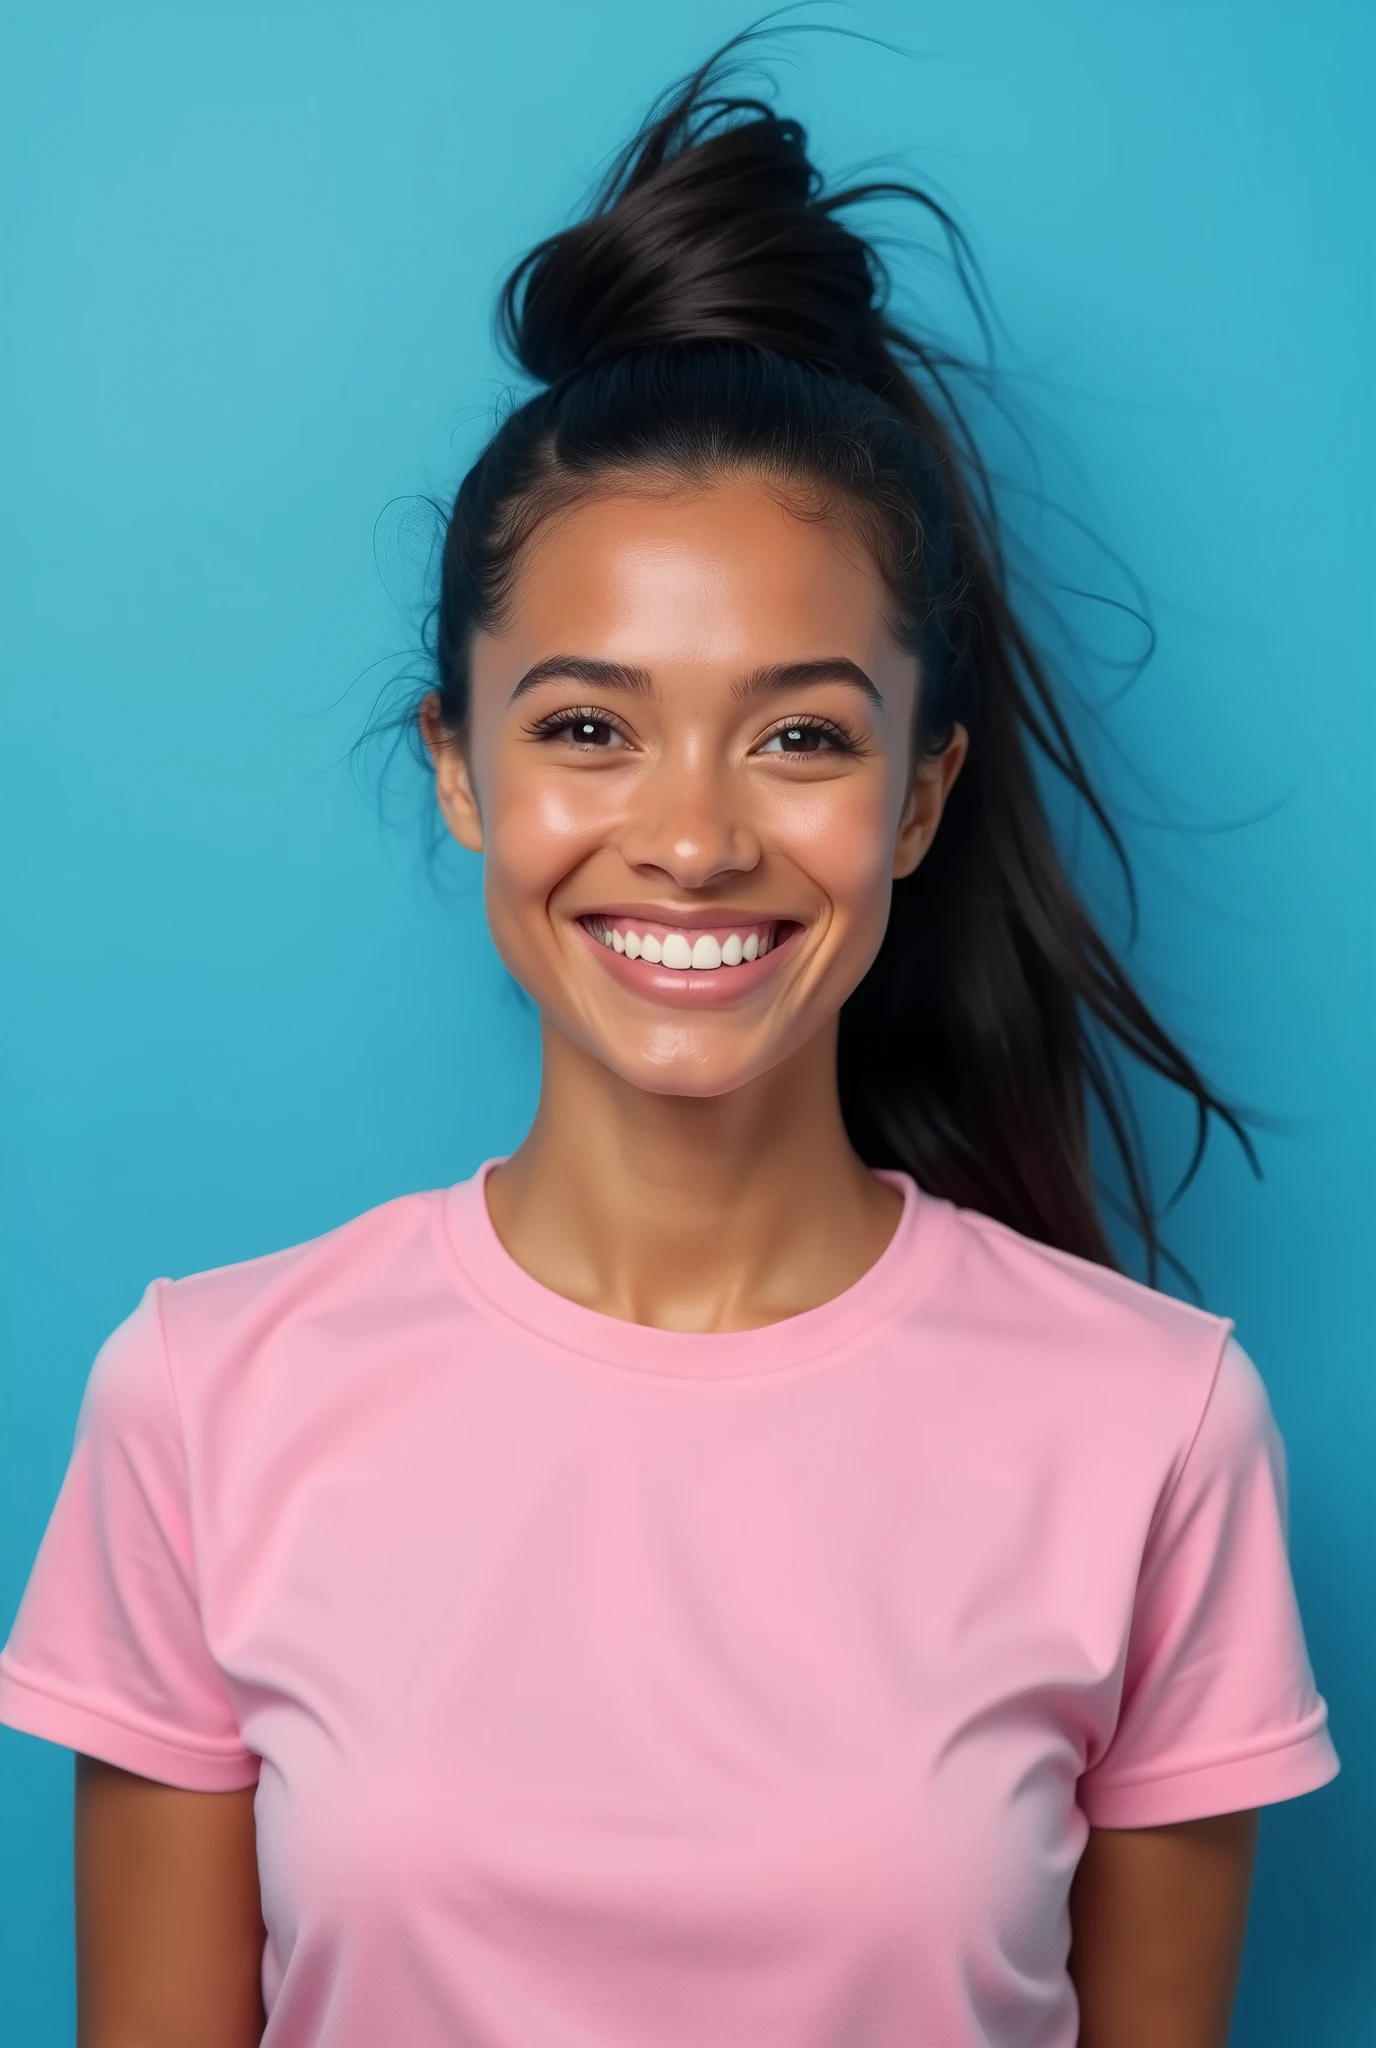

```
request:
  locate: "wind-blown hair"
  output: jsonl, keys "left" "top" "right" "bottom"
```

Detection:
{"left": 421, "top": 30, "right": 1252, "bottom": 1280}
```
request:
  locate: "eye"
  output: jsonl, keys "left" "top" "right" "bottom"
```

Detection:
{"left": 528, "top": 708, "right": 630, "bottom": 751}
{"left": 755, "top": 716, "right": 859, "bottom": 757}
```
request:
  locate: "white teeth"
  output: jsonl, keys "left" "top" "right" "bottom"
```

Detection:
{"left": 595, "top": 921, "right": 781, "bottom": 969}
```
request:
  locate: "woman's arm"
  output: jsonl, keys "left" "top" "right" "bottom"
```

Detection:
{"left": 75, "top": 1754, "right": 265, "bottom": 2048}
{"left": 1069, "top": 1809, "right": 1259, "bottom": 2047}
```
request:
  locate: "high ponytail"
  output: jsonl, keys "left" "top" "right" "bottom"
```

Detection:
{"left": 423, "top": 29, "right": 1254, "bottom": 1282}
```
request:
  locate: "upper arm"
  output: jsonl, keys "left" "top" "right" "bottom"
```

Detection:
{"left": 1069, "top": 1810, "right": 1259, "bottom": 2048}
{"left": 75, "top": 1755, "right": 265, "bottom": 2048}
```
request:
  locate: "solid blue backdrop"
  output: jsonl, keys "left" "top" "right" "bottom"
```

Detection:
{"left": 1, "top": 4, "right": 1371, "bottom": 2040}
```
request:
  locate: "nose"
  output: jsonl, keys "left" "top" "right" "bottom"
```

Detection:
{"left": 619, "top": 745, "right": 762, "bottom": 890}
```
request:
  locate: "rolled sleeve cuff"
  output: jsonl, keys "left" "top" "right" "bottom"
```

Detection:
{"left": 0, "top": 1657, "right": 259, "bottom": 1793}
{"left": 1080, "top": 1710, "right": 1339, "bottom": 1828}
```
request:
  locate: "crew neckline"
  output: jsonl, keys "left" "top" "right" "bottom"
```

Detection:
{"left": 436, "top": 1159, "right": 956, "bottom": 1382}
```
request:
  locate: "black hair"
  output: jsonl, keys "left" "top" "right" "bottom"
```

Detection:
{"left": 420, "top": 30, "right": 1254, "bottom": 1281}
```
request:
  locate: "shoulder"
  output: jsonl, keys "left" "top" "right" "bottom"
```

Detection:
{"left": 922, "top": 1199, "right": 1240, "bottom": 1474}
{"left": 107, "top": 1190, "right": 453, "bottom": 1418}
{"left": 161, "top": 1187, "right": 441, "bottom": 1314}
{"left": 938, "top": 1200, "right": 1231, "bottom": 1353}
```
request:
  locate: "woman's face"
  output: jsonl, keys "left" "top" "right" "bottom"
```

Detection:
{"left": 425, "top": 476, "right": 966, "bottom": 1098}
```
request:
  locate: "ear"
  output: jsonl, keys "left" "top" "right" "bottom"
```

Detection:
{"left": 892, "top": 725, "right": 969, "bottom": 880}
{"left": 419, "top": 692, "right": 484, "bottom": 854}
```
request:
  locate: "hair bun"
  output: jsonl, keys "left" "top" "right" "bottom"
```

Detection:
{"left": 499, "top": 55, "right": 888, "bottom": 390}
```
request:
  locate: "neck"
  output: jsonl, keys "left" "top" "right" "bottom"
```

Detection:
{"left": 485, "top": 1021, "right": 901, "bottom": 1331}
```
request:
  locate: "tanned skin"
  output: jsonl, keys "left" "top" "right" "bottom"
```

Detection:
{"left": 76, "top": 481, "right": 1262, "bottom": 2043}
{"left": 75, "top": 1758, "right": 265, "bottom": 2047}
{"left": 1069, "top": 1810, "right": 1259, "bottom": 2045}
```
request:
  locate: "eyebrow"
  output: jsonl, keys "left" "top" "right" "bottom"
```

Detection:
{"left": 509, "top": 653, "right": 882, "bottom": 707}
{"left": 732, "top": 659, "right": 883, "bottom": 708}
{"left": 509, "top": 656, "right": 654, "bottom": 701}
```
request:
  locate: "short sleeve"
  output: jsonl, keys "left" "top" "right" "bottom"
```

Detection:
{"left": 1079, "top": 1335, "right": 1338, "bottom": 1828}
{"left": 0, "top": 1282, "right": 258, "bottom": 1790}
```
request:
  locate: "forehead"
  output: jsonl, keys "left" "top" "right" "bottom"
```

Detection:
{"left": 489, "top": 477, "right": 903, "bottom": 676}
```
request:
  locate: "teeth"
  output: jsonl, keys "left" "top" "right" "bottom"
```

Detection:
{"left": 592, "top": 921, "right": 780, "bottom": 970}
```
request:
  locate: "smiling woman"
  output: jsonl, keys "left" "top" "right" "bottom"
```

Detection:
{"left": 422, "top": 482, "right": 963, "bottom": 1130}
{"left": 0, "top": 26, "right": 1338, "bottom": 2048}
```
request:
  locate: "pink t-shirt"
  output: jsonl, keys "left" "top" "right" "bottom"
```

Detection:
{"left": 0, "top": 1166, "right": 1337, "bottom": 2046}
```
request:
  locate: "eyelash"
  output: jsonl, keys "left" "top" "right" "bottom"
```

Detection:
{"left": 755, "top": 713, "right": 865, "bottom": 758}
{"left": 524, "top": 706, "right": 632, "bottom": 748}
{"left": 525, "top": 706, "right": 867, "bottom": 757}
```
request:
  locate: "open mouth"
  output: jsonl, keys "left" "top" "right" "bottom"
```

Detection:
{"left": 580, "top": 915, "right": 792, "bottom": 973}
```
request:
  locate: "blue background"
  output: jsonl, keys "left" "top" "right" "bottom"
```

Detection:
{"left": 2, "top": 4, "right": 1371, "bottom": 2040}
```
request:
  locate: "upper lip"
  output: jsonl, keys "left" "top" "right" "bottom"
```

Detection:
{"left": 575, "top": 905, "right": 795, "bottom": 930}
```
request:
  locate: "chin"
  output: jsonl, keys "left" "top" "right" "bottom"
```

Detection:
{"left": 616, "top": 1067, "right": 754, "bottom": 1101}
{"left": 594, "top": 1032, "right": 791, "bottom": 1101}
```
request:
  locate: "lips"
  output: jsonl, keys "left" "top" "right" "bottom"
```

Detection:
{"left": 574, "top": 912, "right": 801, "bottom": 1005}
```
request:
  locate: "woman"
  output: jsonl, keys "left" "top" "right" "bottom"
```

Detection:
{"left": 0, "top": 37, "right": 1338, "bottom": 2048}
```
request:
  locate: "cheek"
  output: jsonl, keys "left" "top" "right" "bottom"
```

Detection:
{"left": 761, "top": 772, "right": 899, "bottom": 922}
{"left": 481, "top": 756, "right": 622, "bottom": 901}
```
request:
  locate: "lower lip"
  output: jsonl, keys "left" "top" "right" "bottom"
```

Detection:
{"left": 575, "top": 921, "right": 802, "bottom": 1007}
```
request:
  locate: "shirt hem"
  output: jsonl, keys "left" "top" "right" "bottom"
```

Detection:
{"left": 0, "top": 1661, "right": 260, "bottom": 1792}
{"left": 1079, "top": 1723, "right": 1339, "bottom": 1827}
